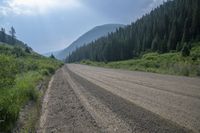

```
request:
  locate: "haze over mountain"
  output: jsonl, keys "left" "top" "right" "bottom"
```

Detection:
{"left": 47, "top": 24, "right": 124, "bottom": 60}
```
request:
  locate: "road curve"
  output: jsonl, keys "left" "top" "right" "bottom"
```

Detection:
{"left": 38, "top": 64, "right": 200, "bottom": 133}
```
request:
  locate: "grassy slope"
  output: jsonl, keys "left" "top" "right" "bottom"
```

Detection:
{"left": 81, "top": 42, "right": 200, "bottom": 77}
{"left": 0, "top": 43, "right": 63, "bottom": 132}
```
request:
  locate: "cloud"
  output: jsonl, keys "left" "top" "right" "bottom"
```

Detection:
{"left": 0, "top": 0, "right": 81, "bottom": 16}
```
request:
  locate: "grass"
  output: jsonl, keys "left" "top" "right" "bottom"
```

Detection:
{"left": 81, "top": 42, "right": 200, "bottom": 77}
{"left": 0, "top": 72, "right": 42, "bottom": 131}
{"left": 0, "top": 44, "right": 63, "bottom": 132}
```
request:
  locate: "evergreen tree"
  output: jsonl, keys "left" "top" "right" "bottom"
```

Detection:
{"left": 0, "top": 28, "right": 6, "bottom": 42}
{"left": 181, "top": 18, "right": 190, "bottom": 43}
{"left": 191, "top": 0, "right": 200, "bottom": 40}
{"left": 151, "top": 34, "right": 160, "bottom": 51}
{"left": 50, "top": 54, "right": 55, "bottom": 59}
{"left": 9, "top": 26, "right": 16, "bottom": 45}
{"left": 25, "top": 46, "right": 31, "bottom": 53}
{"left": 66, "top": 0, "right": 200, "bottom": 63}
{"left": 167, "top": 20, "right": 178, "bottom": 51}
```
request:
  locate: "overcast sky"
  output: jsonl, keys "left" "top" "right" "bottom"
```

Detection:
{"left": 0, "top": 0, "right": 165, "bottom": 54}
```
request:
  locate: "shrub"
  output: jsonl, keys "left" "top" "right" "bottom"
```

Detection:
{"left": 0, "top": 91, "right": 21, "bottom": 132}
{"left": 0, "top": 72, "right": 42, "bottom": 131}
{"left": 0, "top": 45, "right": 12, "bottom": 55}
{"left": 181, "top": 43, "right": 190, "bottom": 57}
{"left": 180, "top": 65, "right": 190, "bottom": 76}
{"left": 46, "top": 66, "right": 55, "bottom": 74}
{"left": 12, "top": 47, "right": 25, "bottom": 57}
{"left": 197, "top": 65, "right": 200, "bottom": 76}
{"left": 191, "top": 44, "right": 200, "bottom": 61}
{"left": 0, "top": 55, "right": 18, "bottom": 88}
{"left": 25, "top": 47, "right": 31, "bottom": 53}
{"left": 40, "top": 69, "right": 50, "bottom": 76}
{"left": 50, "top": 54, "right": 55, "bottom": 59}
{"left": 0, "top": 44, "right": 63, "bottom": 132}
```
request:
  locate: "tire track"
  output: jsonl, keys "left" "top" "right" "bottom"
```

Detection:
{"left": 67, "top": 64, "right": 200, "bottom": 132}
{"left": 65, "top": 66, "right": 190, "bottom": 133}
{"left": 38, "top": 69, "right": 100, "bottom": 133}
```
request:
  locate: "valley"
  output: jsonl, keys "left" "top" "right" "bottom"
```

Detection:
{"left": 0, "top": 0, "right": 200, "bottom": 132}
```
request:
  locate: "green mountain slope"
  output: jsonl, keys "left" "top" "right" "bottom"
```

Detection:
{"left": 67, "top": 0, "right": 200, "bottom": 62}
{"left": 0, "top": 30, "right": 28, "bottom": 49}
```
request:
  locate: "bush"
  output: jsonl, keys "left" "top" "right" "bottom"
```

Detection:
{"left": 0, "top": 55, "right": 18, "bottom": 88}
{"left": 197, "top": 65, "right": 200, "bottom": 76}
{"left": 0, "top": 91, "right": 20, "bottom": 131}
{"left": 191, "top": 43, "right": 200, "bottom": 61}
{"left": 25, "top": 47, "right": 31, "bottom": 53}
{"left": 50, "top": 54, "right": 55, "bottom": 59}
{"left": 40, "top": 69, "right": 50, "bottom": 76}
{"left": 12, "top": 47, "right": 25, "bottom": 57}
{"left": 0, "top": 72, "right": 42, "bottom": 132}
{"left": 180, "top": 65, "right": 190, "bottom": 76}
{"left": 181, "top": 43, "right": 190, "bottom": 57}
{"left": 0, "top": 45, "right": 63, "bottom": 132}
{"left": 46, "top": 66, "right": 55, "bottom": 74}
{"left": 0, "top": 45, "right": 12, "bottom": 55}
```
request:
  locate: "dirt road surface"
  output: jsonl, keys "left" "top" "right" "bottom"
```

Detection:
{"left": 38, "top": 64, "right": 200, "bottom": 133}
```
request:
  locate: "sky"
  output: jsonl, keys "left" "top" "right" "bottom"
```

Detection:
{"left": 0, "top": 0, "right": 165, "bottom": 54}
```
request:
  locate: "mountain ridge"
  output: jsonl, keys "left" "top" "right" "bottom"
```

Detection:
{"left": 46, "top": 24, "right": 124, "bottom": 60}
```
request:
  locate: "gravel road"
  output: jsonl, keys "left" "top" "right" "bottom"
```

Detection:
{"left": 38, "top": 64, "right": 200, "bottom": 133}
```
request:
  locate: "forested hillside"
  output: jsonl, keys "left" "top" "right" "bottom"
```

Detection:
{"left": 48, "top": 24, "right": 124, "bottom": 60}
{"left": 0, "top": 27, "right": 29, "bottom": 49}
{"left": 67, "top": 0, "right": 200, "bottom": 62}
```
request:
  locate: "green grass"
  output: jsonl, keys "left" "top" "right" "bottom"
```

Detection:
{"left": 0, "top": 44, "right": 63, "bottom": 132}
{"left": 81, "top": 42, "right": 200, "bottom": 77}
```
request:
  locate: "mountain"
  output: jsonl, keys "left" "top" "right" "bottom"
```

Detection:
{"left": 67, "top": 0, "right": 200, "bottom": 62}
{"left": 47, "top": 24, "right": 124, "bottom": 60}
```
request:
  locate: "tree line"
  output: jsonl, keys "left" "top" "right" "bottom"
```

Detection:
{"left": 66, "top": 0, "right": 200, "bottom": 62}
{"left": 0, "top": 26, "right": 16, "bottom": 45}
{"left": 0, "top": 26, "right": 32, "bottom": 51}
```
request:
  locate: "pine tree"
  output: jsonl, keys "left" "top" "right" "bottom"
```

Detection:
{"left": 167, "top": 20, "right": 178, "bottom": 51}
{"left": 25, "top": 46, "right": 31, "bottom": 53}
{"left": 66, "top": 0, "right": 200, "bottom": 63}
{"left": 9, "top": 26, "right": 16, "bottom": 45}
{"left": 151, "top": 34, "right": 160, "bottom": 51}
{"left": 191, "top": 0, "right": 200, "bottom": 40}
{"left": 0, "top": 28, "right": 6, "bottom": 42}
{"left": 181, "top": 18, "right": 190, "bottom": 43}
{"left": 50, "top": 54, "right": 55, "bottom": 59}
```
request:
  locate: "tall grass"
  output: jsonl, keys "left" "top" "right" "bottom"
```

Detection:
{"left": 0, "top": 44, "right": 63, "bottom": 132}
{"left": 0, "top": 72, "right": 43, "bottom": 131}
